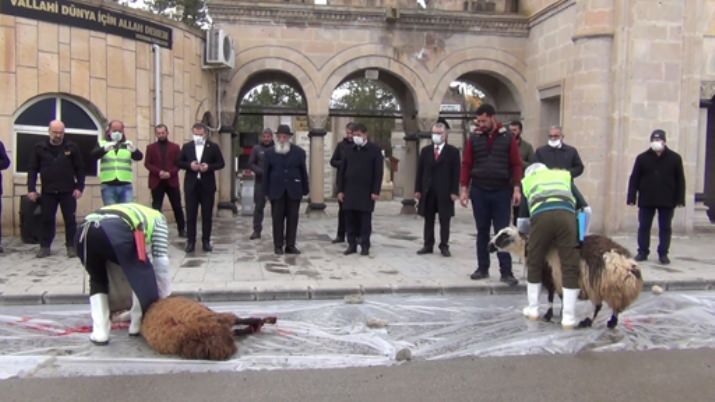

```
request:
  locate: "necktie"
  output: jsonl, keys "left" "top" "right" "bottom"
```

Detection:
{"left": 434, "top": 147, "right": 440, "bottom": 161}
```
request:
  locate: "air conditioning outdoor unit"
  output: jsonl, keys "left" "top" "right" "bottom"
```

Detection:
{"left": 204, "top": 29, "right": 235, "bottom": 70}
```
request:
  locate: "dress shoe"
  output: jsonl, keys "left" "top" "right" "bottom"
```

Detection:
{"left": 470, "top": 269, "right": 489, "bottom": 280}
{"left": 634, "top": 253, "right": 647, "bottom": 262}
{"left": 0, "top": 245, "right": 4, "bottom": 253}
{"left": 439, "top": 247, "right": 451, "bottom": 257}
{"left": 500, "top": 274, "right": 519, "bottom": 287}
{"left": 36, "top": 247, "right": 51, "bottom": 258}
{"left": 249, "top": 232, "right": 261, "bottom": 240}
{"left": 360, "top": 248, "right": 370, "bottom": 256}
{"left": 343, "top": 245, "right": 357, "bottom": 255}
{"left": 185, "top": 242, "right": 195, "bottom": 253}
{"left": 331, "top": 237, "right": 345, "bottom": 244}
{"left": 658, "top": 254, "right": 671, "bottom": 265}
{"left": 178, "top": 228, "right": 186, "bottom": 238}
{"left": 66, "top": 246, "right": 77, "bottom": 258}
{"left": 202, "top": 242, "right": 213, "bottom": 252}
{"left": 274, "top": 247, "right": 284, "bottom": 255}
{"left": 416, "top": 247, "right": 433, "bottom": 255}
{"left": 285, "top": 246, "right": 301, "bottom": 255}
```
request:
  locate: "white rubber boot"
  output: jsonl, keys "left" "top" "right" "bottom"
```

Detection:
{"left": 522, "top": 282, "right": 542, "bottom": 320}
{"left": 89, "top": 293, "right": 110, "bottom": 345}
{"left": 561, "top": 288, "right": 580, "bottom": 329}
{"left": 128, "top": 292, "right": 142, "bottom": 336}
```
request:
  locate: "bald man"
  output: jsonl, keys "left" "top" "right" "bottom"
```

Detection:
{"left": 28, "top": 120, "right": 85, "bottom": 258}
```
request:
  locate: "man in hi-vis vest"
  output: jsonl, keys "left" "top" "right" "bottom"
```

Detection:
{"left": 91, "top": 120, "right": 143, "bottom": 205}
{"left": 75, "top": 202, "right": 171, "bottom": 345}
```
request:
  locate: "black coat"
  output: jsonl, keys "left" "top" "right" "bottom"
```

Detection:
{"left": 177, "top": 140, "right": 225, "bottom": 193}
{"left": 0, "top": 140, "right": 9, "bottom": 195}
{"left": 28, "top": 139, "right": 85, "bottom": 194}
{"left": 248, "top": 142, "right": 274, "bottom": 179}
{"left": 338, "top": 142, "right": 384, "bottom": 212}
{"left": 415, "top": 144, "right": 460, "bottom": 217}
{"left": 627, "top": 147, "right": 685, "bottom": 208}
{"left": 534, "top": 143, "right": 584, "bottom": 178}
{"left": 263, "top": 145, "right": 310, "bottom": 201}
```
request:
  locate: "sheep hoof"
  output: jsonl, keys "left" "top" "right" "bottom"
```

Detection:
{"left": 607, "top": 315, "right": 618, "bottom": 329}
{"left": 577, "top": 318, "right": 593, "bottom": 328}
{"left": 542, "top": 308, "right": 553, "bottom": 322}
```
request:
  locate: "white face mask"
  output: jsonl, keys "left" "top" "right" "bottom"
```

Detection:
{"left": 548, "top": 139, "right": 561, "bottom": 148}
{"left": 650, "top": 141, "right": 664, "bottom": 152}
{"left": 110, "top": 131, "right": 123, "bottom": 142}
{"left": 193, "top": 135, "right": 205, "bottom": 145}
{"left": 353, "top": 136, "right": 366, "bottom": 146}
{"left": 431, "top": 134, "right": 444, "bottom": 145}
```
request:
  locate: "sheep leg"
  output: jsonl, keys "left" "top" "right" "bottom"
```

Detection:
{"left": 233, "top": 316, "right": 277, "bottom": 336}
{"left": 578, "top": 303, "right": 602, "bottom": 328}
{"left": 607, "top": 313, "right": 618, "bottom": 329}
{"left": 543, "top": 289, "right": 554, "bottom": 322}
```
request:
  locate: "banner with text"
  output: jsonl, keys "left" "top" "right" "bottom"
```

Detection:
{"left": 1, "top": 0, "right": 172, "bottom": 48}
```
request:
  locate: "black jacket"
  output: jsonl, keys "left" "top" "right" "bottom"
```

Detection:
{"left": 177, "top": 140, "right": 225, "bottom": 193}
{"left": 534, "top": 143, "right": 584, "bottom": 178}
{"left": 263, "top": 145, "right": 310, "bottom": 201}
{"left": 627, "top": 147, "right": 685, "bottom": 208}
{"left": 248, "top": 142, "right": 274, "bottom": 179}
{"left": 416, "top": 143, "right": 460, "bottom": 217}
{"left": 338, "top": 142, "right": 384, "bottom": 212}
{"left": 0, "top": 140, "right": 9, "bottom": 195}
{"left": 28, "top": 139, "right": 85, "bottom": 194}
{"left": 330, "top": 138, "right": 354, "bottom": 170}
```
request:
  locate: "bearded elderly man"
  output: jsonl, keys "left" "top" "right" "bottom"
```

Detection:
{"left": 263, "top": 124, "right": 309, "bottom": 255}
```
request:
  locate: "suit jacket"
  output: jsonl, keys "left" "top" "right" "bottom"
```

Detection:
{"left": 416, "top": 143, "right": 460, "bottom": 217}
{"left": 177, "top": 140, "right": 225, "bottom": 193}
{"left": 144, "top": 140, "right": 181, "bottom": 189}
{"left": 263, "top": 145, "right": 310, "bottom": 201}
{"left": 0, "top": 140, "right": 10, "bottom": 196}
{"left": 338, "top": 142, "right": 384, "bottom": 212}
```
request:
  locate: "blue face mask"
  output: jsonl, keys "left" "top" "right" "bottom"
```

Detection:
{"left": 110, "top": 131, "right": 123, "bottom": 142}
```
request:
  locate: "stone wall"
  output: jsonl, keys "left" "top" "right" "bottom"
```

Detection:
{"left": 0, "top": 2, "right": 216, "bottom": 236}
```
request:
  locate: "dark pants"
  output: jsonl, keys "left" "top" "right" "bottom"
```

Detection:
{"left": 422, "top": 191, "right": 451, "bottom": 249}
{"left": 253, "top": 181, "right": 266, "bottom": 233}
{"left": 0, "top": 197, "right": 3, "bottom": 244}
{"left": 336, "top": 200, "right": 346, "bottom": 239}
{"left": 270, "top": 192, "right": 300, "bottom": 248}
{"left": 638, "top": 207, "right": 674, "bottom": 257}
{"left": 40, "top": 192, "right": 77, "bottom": 249}
{"left": 185, "top": 181, "right": 215, "bottom": 244}
{"left": 346, "top": 210, "right": 372, "bottom": 250}
{"left": 470, "top": 186, "right": 513, "bottom": 276}
{"left": 75, "top": 218, "right": 158, "bottom": 311}
{"left": 151, "top": 181, "right": 185, "bottom": 232}
{"left": 527, "top": 210, "right": 580, "bottom": 288}
{"left": 512, "top": 205, "right": 519, "bottom": 226}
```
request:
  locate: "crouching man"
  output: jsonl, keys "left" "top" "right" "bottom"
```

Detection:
{"left": 517, "top": 163, "right": 589, "bottom": 329}
{"left": 75, "top": 203, "right": 171, "bottom": 345}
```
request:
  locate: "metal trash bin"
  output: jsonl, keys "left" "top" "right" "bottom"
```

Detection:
{"left": 239, "top": 174, "right": 255, "bottom": 216}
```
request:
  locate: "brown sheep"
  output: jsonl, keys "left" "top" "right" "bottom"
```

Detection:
{"left": 489, "top": 227, "right": 643, "bottom": 329}
{"left": 141, "top": 297, "right": 276, "bottom": 360}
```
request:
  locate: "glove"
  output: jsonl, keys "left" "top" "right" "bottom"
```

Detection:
{"left": 153, "top": 255, "right": 172, "bottom": 298}
{"left": 103, "top": 142, "right": 116, "bottom": 151}
{"left": 516, "top": 218, "right": 530, "bottom": 235}
{"left": 125, "top": 141, "right": 135, "bottom": 152}
{"left": 583, "top": 206, "right": 592, "bottom": 216}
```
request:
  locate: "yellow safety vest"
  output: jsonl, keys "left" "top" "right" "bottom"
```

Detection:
{"left": 98, "top": 140, "right": 133, "bottom": 183}
{"left": 521, "top": 169, "right": 575, "bottom": 215}
{"left": 90, "top": 203, "right": 162, "bottom": 244}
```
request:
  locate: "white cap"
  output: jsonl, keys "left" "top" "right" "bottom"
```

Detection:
{"left": 525, "top": 162, "right": 548, "bottom": 177}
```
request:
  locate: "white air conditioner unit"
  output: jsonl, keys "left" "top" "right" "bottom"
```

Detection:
{"left": 204, "top": 29, "right": 235, "bottom": 69}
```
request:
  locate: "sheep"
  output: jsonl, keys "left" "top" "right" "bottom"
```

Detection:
{"left": 489, "top": 227, "right": 643, "bottom": 329}
{"left": 141, "top": 296, "right": 276, "bottom": 360}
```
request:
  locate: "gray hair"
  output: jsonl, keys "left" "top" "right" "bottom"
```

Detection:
{"left": 262, "top": 128, "right": 273, "bottom": 135}
{"left": 550, "top": 125, "right": 563, "bottom": 133}
{"left": 432, "top": 122, "right": 447, "bottom": 131}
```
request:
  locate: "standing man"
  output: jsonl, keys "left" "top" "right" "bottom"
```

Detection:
{"left": 329, "top": 122, "right": 355, "bottom": 244}
{"left": 91, "top": 120, "right": 143, "bottom": 205}
{"left": 338, "top": 123, "right": 384, "bottom": 256}
{"left": 627, "top": 129, "right": 685, "bottom": 264}
{"left": 178, "top": 123, "right": 225, "bottom": 253}
{"left": 415, "top": 122, "right": 460, "bottom": 257}
{"left": 534, "top": 126, "right": 584, "bottom": 179}
{"left": 459, "top": 104, "right": 522, "bottom": 286}
{"left": 144, "top": 124, "right": 185, "bottom": 237}
{"left": 0, "top": 139, "right": 10, "bottom": 253}
{"left": 263, "top": 125, "right": 309, "bottom": 255}
{"left": 509, "top": 120, "right": 535, "bottom": 225}
{"left": 27, "top": 120, "right": 85, "bottom": 258}
{"left": 247, "top": 128, "right": 275, "bottom": 240}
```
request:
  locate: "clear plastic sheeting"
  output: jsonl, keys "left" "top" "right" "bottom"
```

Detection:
{"left": 1, "top": 292, "right": 714, "bottom": 379}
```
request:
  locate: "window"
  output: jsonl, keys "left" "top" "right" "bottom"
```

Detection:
{"left": 13, "top": 95, "right": 102, "bottom": 176}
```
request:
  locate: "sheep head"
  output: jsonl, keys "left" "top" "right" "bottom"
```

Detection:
{"left": 489, "top": 226, "right": 526, "bottom": 258}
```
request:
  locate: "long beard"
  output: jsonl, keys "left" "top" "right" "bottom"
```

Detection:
{"left": 275, "top": 142, "right": 290, "bottom": 154}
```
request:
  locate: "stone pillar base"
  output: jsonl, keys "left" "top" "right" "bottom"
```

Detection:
{"left": 400, "top": 198, "right": 417, "bottom": 215}
{"left": 306, "top": 202, "right": 327, "bottom": 215}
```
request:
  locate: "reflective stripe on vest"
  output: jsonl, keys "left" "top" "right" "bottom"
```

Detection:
{"left": 99, "top": 140, "right": 133, "bottom": 183}
{"left": 521, "top": 170, "right": 575, "bottom": 215}
{"left": 97, "top": 203, "right": 161, "bottom": 243}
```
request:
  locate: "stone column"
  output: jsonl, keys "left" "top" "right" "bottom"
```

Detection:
{"left": 216, "top": 126, "right": 238, "bottom": 216}
{"left": 307, "top": 114, "right": 328, "bottom": 214}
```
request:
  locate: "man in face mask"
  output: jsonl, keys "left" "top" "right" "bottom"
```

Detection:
{"left": 627, "top": 129, "right": 686, "bottom": 265}
{"left": 178, "top": 123, "right": 225, "bottom": 253}
{"left": 91, "top": 119, "right": 143, "bottom": 205}
{"left": 329, "top": 122, "right": 355, "bottom": 244}
{"left": 248, "top": 128, "right": 275, "bottom": 240}
{"left": 263, "top": 125, "right": 309, "bottom": 255}
{"left": 533, "top": 126, "right": 584, "bottom": 179}
{"left": 415, "top": 122, "right": 460, "bottom": 257}
{"left": 27, "top": 120, "right": 85, "bottom": 258}
{"left": 144, "top": 124, "right": 185, "bottom": 238}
